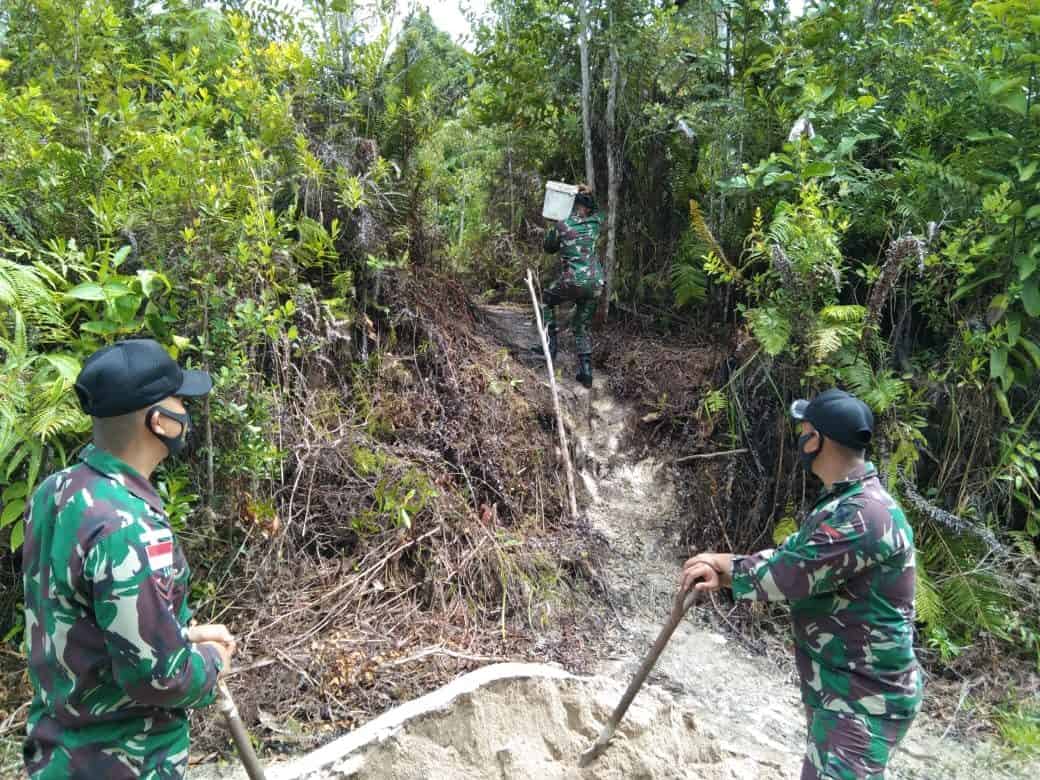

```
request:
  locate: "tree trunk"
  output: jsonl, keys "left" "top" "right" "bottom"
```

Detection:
{"left": 604, "top": 22, "right": 625, "bottom": 304}
{"left": 577, "top": 0, "right": 596, "bottom": 192}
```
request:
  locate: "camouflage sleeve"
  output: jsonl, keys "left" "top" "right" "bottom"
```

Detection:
{"left": 83, "top": 523, "right": 222, "bottom": 709}
{"left": 543, "top": 222, "right": 562, "bottom": 253}
{"left": 731, "top": 504, "right": 877, "bottom": 602}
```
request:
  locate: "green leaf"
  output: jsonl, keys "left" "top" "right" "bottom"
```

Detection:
{"left": 102, "top": 282, "right": 133, "bottom": 298}
{"left": 1018, "top": 337, "right": 1040, "bottom": 370}
{"left": 803, "top": 161, "right": 836, "bottom": 178}
{"left": 1015, "top": 254, "right": 1038, "bottom": 280}
{"left": 1022, "top": 274, "right": 1040, "bottom": 317}
{"left": 1, "top": 498, "right": 25, "bottom": 528}
{"left": 762, "top": 171, "right": 797, "bottom": 186}
{"left": 111, "top": 246, "right": 132, "bottom": 268}
{"left": 1026, "top": 204, "right": 1040, "bottom": 220}
{"left": 65, "top": 282, "right": 106, "bottom": 301}
{"left": 81, "top": 320, "right": 119, "bottom": 335}
{"left": 136, "top": 270, "right": 171, "bottom": 299}
{"left": 1018, "top": 160, "right": 1038, "bottom": 182}
{"left": 112, "top": 293, "right": 143, "bottom": 324}
{"left": 856, "top": 95, "right": 876, "bottom": 109}
{"left": 1000, "top": 92, "right": 1028, "bottom": 117}
{"left": 9, "top": 519, "right": 23, "bottom": 550}
{"left": 2, "top": 482, "right": 27, "bottom": 503}
{"left": 42, "top": 354, "right": 81, "bottom": 383}
{"left": 987, "top": 293, "right": 1008, "bottom": 324}
{"left": 996, "top": 388, "right": 1014, "bottom": 422}
{"left": 718, "top": 175, "right": 749, "bottom": 191}
{"left": 1007, "top": 316, "right": 1021, "bottom": 346}
{"left": 951, "top": 273, "right": 1002, "bottom": 302}
{"left": 990, "top": 347, "right": 1008, "bottom": 381}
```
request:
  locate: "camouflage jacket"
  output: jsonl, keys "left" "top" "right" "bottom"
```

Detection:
{"left": 22, "top": 444, "right": 221, "bottom": 772}
{"left": 731, "top": 463, "right": 923, "bottom": 720}
{"left": 544, "top": 212, "right": 605, "bottom": 290}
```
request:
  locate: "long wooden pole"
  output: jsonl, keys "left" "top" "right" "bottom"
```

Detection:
{"left": 218, "top": 680, "right": 267, "bottom": 780}
{"left": 526, "top": 269, "right": 579, "bottom": 521}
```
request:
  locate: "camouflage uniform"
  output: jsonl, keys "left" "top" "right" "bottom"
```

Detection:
{"left": 22, "top": 444, "right": 222, "bottom": 779}
{"left": 542, "top": 211, "right": 605, "bottom": 356}
{"left": 731, "top": 463, "right": 922, "bottom": 779}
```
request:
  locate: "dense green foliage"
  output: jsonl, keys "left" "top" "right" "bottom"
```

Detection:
{"left": 469, "top": 0, "right": 1040, "bottom": 743}
{"left": 1, "top": 0, "right": 1038, "bottom": 755}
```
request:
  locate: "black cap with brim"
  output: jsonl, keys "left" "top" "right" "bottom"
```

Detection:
{"left": 178, "top": 370, "right": 213, "bottom": 398}
{"left": 790, "top": 399, "right": 810, "bottom": 421}
{"left": 75, "top": 339, "right": 212, "bottom": 418}
{"left": 789, "top": 389, "right": 873, "bottom": 450}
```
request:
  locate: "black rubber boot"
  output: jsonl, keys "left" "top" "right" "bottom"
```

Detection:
{"left": 576, "top": 354, "right": 593, "bottom": 388}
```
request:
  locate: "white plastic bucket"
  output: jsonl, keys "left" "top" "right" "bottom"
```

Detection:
{"left": 542, "top": 181, "right": 578, "bottom": 221}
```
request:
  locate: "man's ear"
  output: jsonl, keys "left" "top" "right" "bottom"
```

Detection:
{"left": 146, "top": 408, "right": 164, "bottom": 436}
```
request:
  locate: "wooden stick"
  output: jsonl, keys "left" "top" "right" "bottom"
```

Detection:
{"left": 526, "top": 269, "right": 579, "bottom": 521}
{"left": 218, "top": 680, "right": 267, "bottom": 780}
{"left": 672, "top": 448, "right": 748, "bottom": 465}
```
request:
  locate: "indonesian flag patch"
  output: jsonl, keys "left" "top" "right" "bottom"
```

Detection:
{"left": 140, "top": 527, "right": 174, "bottom": 572}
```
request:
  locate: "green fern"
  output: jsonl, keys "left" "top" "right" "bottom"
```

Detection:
{"left": 670, "top": 261, "right": 708, "bottom": 308}
{"left": 745, "top": 306, "right": 792, "bottom": 356}
{"left": 0, "top": 257, "right": 65, "bottom": 338}
{"left": 811, "top": 325, "right": 854, "bottom": 360}
{"left": 819, "top": 304, "right": 866, "bottom": 323}
{"left": 700, "top": 389, "right": 729, "bottom": 417}
{"left": 838, "top": 359, "right": 907, "bottom": 413}
{"left": 915, "top": 524, "right": 1016, "bottom": 644}
{"left": 914, "top": 562, "right": 944, "bottom": 631}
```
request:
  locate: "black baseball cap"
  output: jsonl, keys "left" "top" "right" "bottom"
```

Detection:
{"left": 790, "top": 388, "right": 873, "bottom": 450}
{"left": 75, "top": 339, "right": 212, "bottom": 418}
{"left": 575, "top": 190, "right": 596, "bottom": 210}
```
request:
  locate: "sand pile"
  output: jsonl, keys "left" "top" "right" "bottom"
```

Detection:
{"left": 260, "top": 664, "right": 772, "bottom": 780}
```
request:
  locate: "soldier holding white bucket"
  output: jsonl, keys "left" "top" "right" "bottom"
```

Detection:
{"left": 535, "top": 183, "right": 604, "bottom": 388}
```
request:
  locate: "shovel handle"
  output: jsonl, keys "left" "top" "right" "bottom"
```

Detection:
{"left": 218, "top": 680, "right": 268, "bottom": 780}
{"left": 602, "top": 588, "right": 701, "bottom": 734}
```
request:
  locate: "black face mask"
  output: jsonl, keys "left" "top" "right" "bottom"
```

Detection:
{"left": 797, "top": 431, "right": 823, "bottom": 475}
{"left": 148, "top": 405, "right": 190, "bottom": 456}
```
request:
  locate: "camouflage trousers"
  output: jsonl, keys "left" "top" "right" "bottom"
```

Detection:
{"left": 801, "top": 707, "right": 914, "bottom": 779}
{"left": 25, "top": 716, "right": 190, "bottom": 780}
{"left": 541, "top": 274, "right": 601, "bottom": 356}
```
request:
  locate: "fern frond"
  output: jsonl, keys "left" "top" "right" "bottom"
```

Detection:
{"left": 896, "top": 157, "right": 979, "bottom": 198}
{"left": 914, "top": 562, "right": 944, "bottom": 630}
{"left": 819, "top": 304, "right": 866, "bottom": 324}
{"left": 0, "top": 257, "right": 65, "bottom": 338}
{"left": 812, "top": 326, "right": 845, "bottom": 360}
{"left": 688, "top": 199, "right": 729, "bottom": 268}
{"left": 670, "top": 262, "right": 708, "bottom": 308}
{"left": 746, "top": 307, "right": 792, "bottom": 356}
{"left": 915, "top": 525, "right": 1014, "bottom": 641}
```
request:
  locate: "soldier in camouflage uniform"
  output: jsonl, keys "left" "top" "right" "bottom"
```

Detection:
{"left": 681, "top": 389, "right": 922, "bottom": 779}
{"left": 540, "top": 184, "right": 605, "bottom": 387}
{"left": 22, "top": 339, "right": 237, "bottom": 779}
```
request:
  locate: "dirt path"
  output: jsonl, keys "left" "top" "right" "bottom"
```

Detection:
{"left": 479, "top": 303, "right": 1030, "bottom": 779}
{"left": 192, "top": 305, "right": 1034, "bottom": 779}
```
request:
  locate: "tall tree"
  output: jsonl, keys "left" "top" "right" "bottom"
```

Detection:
{"left": 577, "top": 0, "right": 596, "bottom": 191}
{"left": 602, "top": 0, "right": 631, "bottom": 304}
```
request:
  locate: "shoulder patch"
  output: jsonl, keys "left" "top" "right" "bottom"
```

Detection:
{"left": 140, "top": 527, "right": 174, "bottom": 571}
